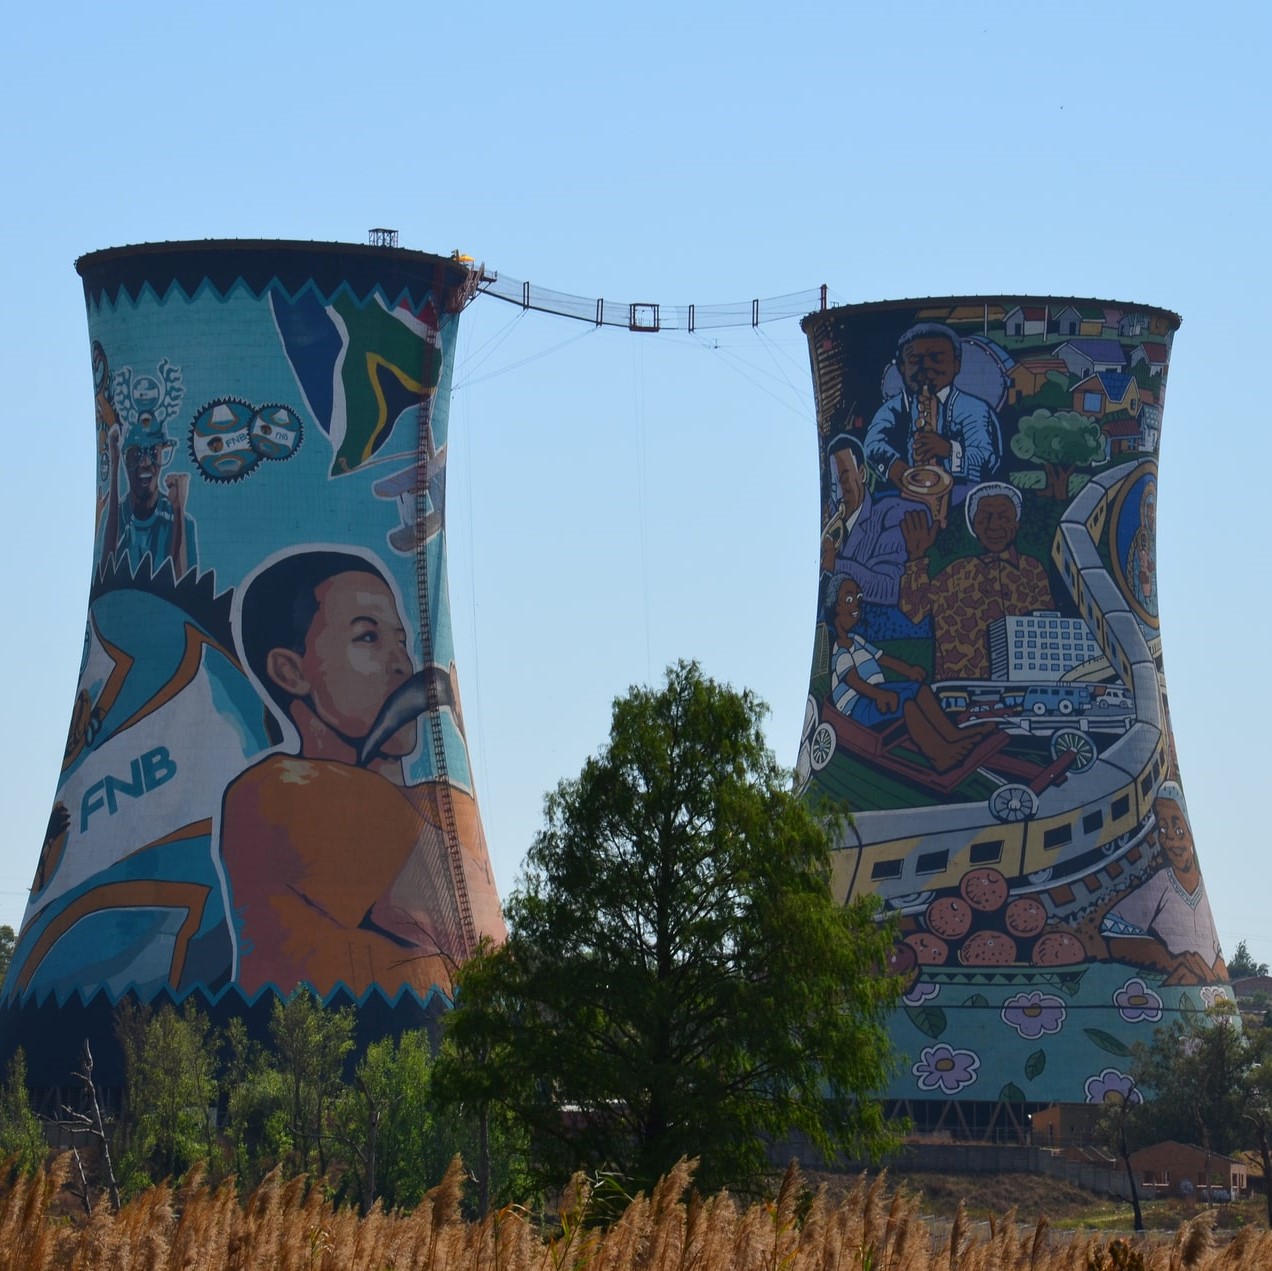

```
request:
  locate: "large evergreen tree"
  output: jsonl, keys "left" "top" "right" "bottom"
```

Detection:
{"left": 1226, "top": 940, "right": 1269, "bottom": 978}
{"left": 437, "top": 660, "right": 902, "bottom": 1196}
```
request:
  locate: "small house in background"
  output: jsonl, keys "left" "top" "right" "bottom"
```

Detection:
{"left": 1054, "top": 338, "right": 1127, "bottom": 378}
{"left": 1128, "top": 1141, "right": 1247, "bottom": 1199}
{"left": 1117, "top": 312, "right": 1149, "bottom": 338}
{"left": 1030, "top": 1103, "right": 1104, "bottom": 1149}
{"left": 1053, "top": 304, "right": 1106, "bottom": 337}
{"left": 1007, "top": 356, "right": 1069, "bottom": 404}
{"left": 1131, "top": 342, "right": 1170, "bottom": 380}
{"left": 1003, "top": 305, "right": 1049, "bottom": 339}
{"left": 1073, "top": 371, "right": 1141, "bottom": 421}
{"left": 1234, "top": 1150, "right": 1266, "bottom": 1197}
{"left": 1230, "top": 974, "right": 1272, "bottom": 1003}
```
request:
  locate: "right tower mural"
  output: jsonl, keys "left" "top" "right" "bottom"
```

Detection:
{"left": 798, "top": 297, "right": 1228, "bottom": 1128}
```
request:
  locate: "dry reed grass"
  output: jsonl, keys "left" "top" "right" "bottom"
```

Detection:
{"left": 0, "top": 1155, "right": 1266, "bottom": 1271}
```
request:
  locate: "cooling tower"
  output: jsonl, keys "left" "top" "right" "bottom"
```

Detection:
{"left": 1, "top": 240, "right": 505, "bottom": 1085}
{"left": 798, "top": 297, "right": 1228, "bottom": 1135}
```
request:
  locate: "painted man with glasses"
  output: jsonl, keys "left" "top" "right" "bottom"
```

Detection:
{"left": 100, "top": 419, "right": 197, "bottom": 577}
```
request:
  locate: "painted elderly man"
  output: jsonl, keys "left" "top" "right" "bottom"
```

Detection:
{"left": 899, "top": 482, "right": 1055, "bottom": 680}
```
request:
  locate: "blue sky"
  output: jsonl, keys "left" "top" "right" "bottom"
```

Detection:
{"left": 2, "top": 2, "right": 1271, "bottom": 967}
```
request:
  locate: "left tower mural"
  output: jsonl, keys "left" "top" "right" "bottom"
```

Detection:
{"left": 0, "top": 240, "right": 506, "bottom": 1084}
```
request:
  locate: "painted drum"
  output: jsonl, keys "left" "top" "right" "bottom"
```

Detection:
{"left": 800, "top": 296, "right": 1228, "bottom": 1133}
{"left": 0, "top": 240, "right": 505, "bottom": 1086}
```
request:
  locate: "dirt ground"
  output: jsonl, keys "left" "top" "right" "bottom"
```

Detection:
{"left": 806, "top": 1170, "right": 1271, "bottom": 1232}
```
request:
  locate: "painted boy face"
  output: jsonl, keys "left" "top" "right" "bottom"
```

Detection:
{"left": 1155, "top": 797, "right": 1195, "bottom": 872}
{"left": 833, "top": 579, "right": 863, "bottom": 638}
{"left": 295, "top": 571, "right": 416, "bottom": 754}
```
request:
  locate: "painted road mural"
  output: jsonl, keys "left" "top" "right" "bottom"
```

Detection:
{"left": 3, "top": 243, "right": 505, "bottom": 1067}
{"left": 799, "top": 298, "right": 1229, "bottom": 1121}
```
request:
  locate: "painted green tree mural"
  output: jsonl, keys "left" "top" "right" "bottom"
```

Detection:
{"left": 1011, "top": 408, "right": 1108, "bottom": 499}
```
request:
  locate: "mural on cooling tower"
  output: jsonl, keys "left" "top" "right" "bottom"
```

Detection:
{"left": 798, "top": 299, "right": 1229, "bottom": 1105}
{"left": 7, "top": 245, "right": 505, "bottom": 1011}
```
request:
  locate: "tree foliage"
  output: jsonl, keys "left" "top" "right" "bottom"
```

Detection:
{"left": 222, "top": 1017, "right": 293, "bottom": 1188}
{"left": 1124, "top": 1005, "right": 1249, "bottom": 1158}
{"left": 1121, "top": 1004, "right": 1272, "bottom": 1223}
{"left": 1226, "top": 940, "right": 1269, "bottom": 979}
{"left": 115, "top": 1001, "right": 219, "bottom": 1191}
{"left": 330, "top": 1031, "right": 531, "bottom": 1215}
{"left": 437, "top": 660, "right": 903, "bottom": 1196}
{"left": 269, "top": 988, "right": 355, "bottom": 1176}
{"left": 0, "top": 1048, "right": 46, "bottom": 1174}
{"left": 1010, "top": 408, "right": 1107, "bottom": 499}
{"left": 51, "top": 995, "right": 497, "bottom": 1210}
{"left": 0, "top": 925, "right": 14, "bottom": 986}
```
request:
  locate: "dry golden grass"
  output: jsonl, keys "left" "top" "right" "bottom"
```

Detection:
{"left": 0, "top": 1156, "right": 1268, "bottom": 1270}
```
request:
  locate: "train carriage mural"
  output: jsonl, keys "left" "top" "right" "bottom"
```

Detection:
{"left": 0, "top": 241, "right": 506, "bottom": 1085}
{"left": 799, "top": 297, "right": 1229, "bottom": 1132}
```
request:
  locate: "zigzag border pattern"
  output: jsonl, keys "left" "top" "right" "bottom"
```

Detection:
{"left": 77, "top": 240, "right": 474, "bottom": 315}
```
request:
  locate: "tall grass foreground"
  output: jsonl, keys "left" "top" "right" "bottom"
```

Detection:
{"left": 0, "top": 1155, "right": 1261, "bottom": 1270}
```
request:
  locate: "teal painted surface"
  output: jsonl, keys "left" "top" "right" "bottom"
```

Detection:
{"left": 6, "top": 243, "right": 505, "bottom": 1011}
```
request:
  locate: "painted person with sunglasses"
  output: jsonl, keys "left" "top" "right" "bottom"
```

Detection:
{"left": 100, "top": 420, "right": 197, "bottom": 577}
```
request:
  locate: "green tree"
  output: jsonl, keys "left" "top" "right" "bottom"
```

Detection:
{"left": 222, "top": 1018, "right": 293, "bottom": 1188}
{"left": 1227, "top": 940, "right": 1269, "bottom": 978}
{"left": 115, "top": 1001, "right": 220, "bottom": 1189}
{"left": 270, "top": 988, "right": 354, "bottom": 1176}
{"left": 331, "top": 1029, "right": 529, "bottom": 1215}
{"left": 1120, "top": 1005, "right": 1272, "bottom": 1224}
{"left": 0, "top": 925, "right": 14, "bottom": 985}
{"left": 1125, "top": 1004, "right": 1249, "bottom": 1160}
{"left": 1010, "top": 408, "right": 1107, "bottom": 499}
{"left": 1110, "top": 1001, "right": 1270, "bottom": 1223}
{"left": 1239, "top": 1021, "right": 1272, "bottom": 1227}
{"left": 334, "top": 1030, "right": 439, "bottom": 1213}
{"left": 437, "top": 660, "right": 903, "bottom": 1197}
{"left": 0, "top": 1048, "right": 46, "bottom": 1174}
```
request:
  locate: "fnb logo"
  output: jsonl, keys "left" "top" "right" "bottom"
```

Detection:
{"left": 80, "top": 747, "right": 177, "bottom": 831}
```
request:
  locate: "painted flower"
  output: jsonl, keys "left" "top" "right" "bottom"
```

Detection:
{"left": 903, "top": 980, "right": 940, "bottom": 1006}
{"left": 1001, "top": 991, "right": 1066, "bottom": 1039}
{"left": 913, "top": 1044, "right": 980, "bottom": 1094}
{"left": 1084, "top": 1068, "right": 1142, "bottom": 1106}
{"left": 1200, "top": 985, "right": 1230, "bottom": 1010}
{"left": 1113, "top": 977, "right": 1163, "bottom": 1023}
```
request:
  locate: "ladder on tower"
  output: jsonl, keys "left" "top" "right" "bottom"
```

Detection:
{"left": 413, "top": 377, "right": 478, "bottom": 960}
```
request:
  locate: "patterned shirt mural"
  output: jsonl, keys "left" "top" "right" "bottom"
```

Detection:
{"left": 1, "top": 243, "right": 505, "bottom": 1081}
{"left": 798, "top": 299, "right": 1229, "bottom": 1116}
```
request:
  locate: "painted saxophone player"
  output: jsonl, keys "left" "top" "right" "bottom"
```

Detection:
{"left": 220, "top": 546, "right": 505, "bottom": 999}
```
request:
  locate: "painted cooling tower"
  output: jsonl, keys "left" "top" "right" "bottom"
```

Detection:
{"left": 1, "top": 240, "right": 505, "bottom": 1084}
{"left": 798, "top": 297, "right": 1228, "bottom": 1134}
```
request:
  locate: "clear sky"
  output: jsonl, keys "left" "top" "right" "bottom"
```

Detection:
{"left": 2, "top": 2, "right": 1270, "bottom": 967}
